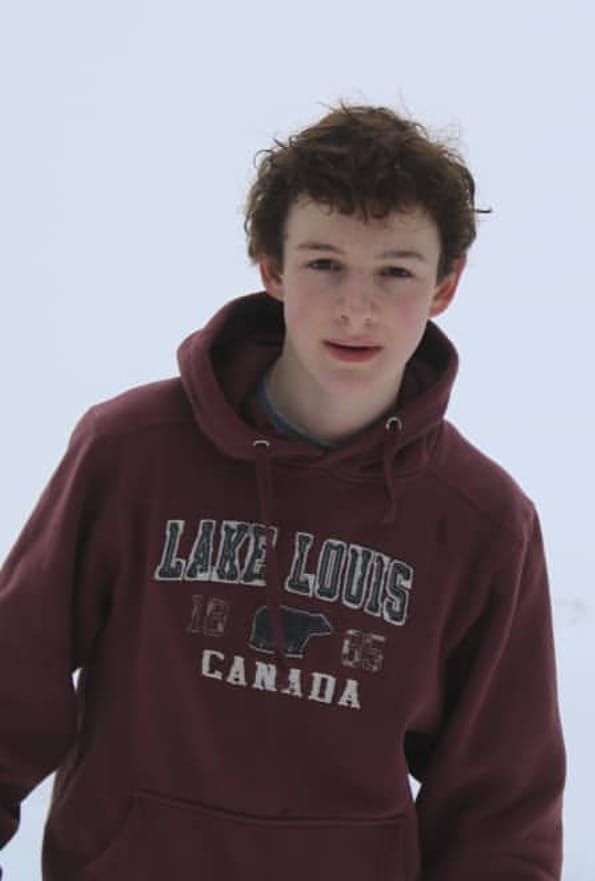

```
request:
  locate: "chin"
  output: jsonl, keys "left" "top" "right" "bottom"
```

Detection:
{"left": 319, "top": 371, "right": 385, "bottom": 395}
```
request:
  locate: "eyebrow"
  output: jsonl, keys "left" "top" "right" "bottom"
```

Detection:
{"left": 295, "top": 241, "right": 428, "bottom": 263}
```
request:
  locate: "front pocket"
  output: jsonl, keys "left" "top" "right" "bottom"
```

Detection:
{"left": 82, "top": 790, "right": 406, "bottom": 881}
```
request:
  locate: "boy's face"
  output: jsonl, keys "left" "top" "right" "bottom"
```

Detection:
{"left": 259, "top": 194, "right": 466, "bottom": 420}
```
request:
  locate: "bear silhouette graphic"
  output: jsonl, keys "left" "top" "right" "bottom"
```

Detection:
{"left": 249, "top": 605, "right": 333, "bottom": 657}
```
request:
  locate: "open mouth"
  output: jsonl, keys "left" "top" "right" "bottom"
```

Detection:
{"left": 325, "top": 339, "right": 382, "bottom": 349}
{"left": 324, "top": 342, "right": 382, "bottom": 361}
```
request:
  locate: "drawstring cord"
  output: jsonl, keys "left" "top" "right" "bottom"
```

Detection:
{"left": 252, "top": 414, "right": 404, "bottom": 669}
{"left": 381, "top": 416, "right": 404, "bottom": 526}
{"left": 252, "top": 439, "right": 290, "bottom": 674}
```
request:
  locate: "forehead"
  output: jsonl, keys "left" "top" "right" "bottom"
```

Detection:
{"left": 283, "top": 195, "right": 440, "bottom": 251}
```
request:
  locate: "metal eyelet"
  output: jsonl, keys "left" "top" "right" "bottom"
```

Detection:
{"left": 385, "top": 416, "right": 403, "bottom": 432}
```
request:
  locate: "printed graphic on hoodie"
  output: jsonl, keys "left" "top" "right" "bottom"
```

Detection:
{"left": 153, "top": 518, "right": 412, "bottom": 711}
{"left": 154, "top": 518, "right": 412, "bottom": 625}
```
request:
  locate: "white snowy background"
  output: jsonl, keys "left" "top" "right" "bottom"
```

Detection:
{"left": 1, "top": 1, "right": 593, "bottom": 878}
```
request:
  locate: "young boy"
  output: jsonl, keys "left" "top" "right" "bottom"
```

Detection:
{"left": 0, "top": 101, "right": 565, "bottom": 880}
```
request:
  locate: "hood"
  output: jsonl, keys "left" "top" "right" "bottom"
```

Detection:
{"left": 177, "top": 291, "right": 459, "bottom": 471}
{"left": 177, "top": 290, "right": 459, "bottom": 673}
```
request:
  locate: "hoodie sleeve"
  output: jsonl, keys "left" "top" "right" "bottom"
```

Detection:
{"left": 406, "top": 504, "right": 566, "bottom": 881}
{"left": 0, "top": 409, "right": 115, "bottom": 861}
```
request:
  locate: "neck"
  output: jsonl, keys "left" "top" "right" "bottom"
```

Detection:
{"left": 266, "top": 356, "right": 403, "bottom": 446}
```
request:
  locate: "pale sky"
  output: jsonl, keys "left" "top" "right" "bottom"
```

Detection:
{"left": 1, "top": 1, "right": 593, "bottom": 878}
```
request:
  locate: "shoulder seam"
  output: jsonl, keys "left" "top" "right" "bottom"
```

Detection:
{"left": 425, "top": 458, "right": 533, "bottom": 548}
{"left": 88, "top": 414, "right": 196, "bottom": 444}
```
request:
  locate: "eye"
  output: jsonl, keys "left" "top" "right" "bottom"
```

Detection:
{"left": 307, "top": 259, "right": 341, "bottom": 271}
{"left": 383, "top": 266, "right": 412, "bottom": 278}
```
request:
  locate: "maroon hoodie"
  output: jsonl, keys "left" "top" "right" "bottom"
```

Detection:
{"left": 0, "top": 291, "right": 565, "bottom": 880}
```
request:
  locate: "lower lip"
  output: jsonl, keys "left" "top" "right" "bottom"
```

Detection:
{"left": 324, "top": 342, "right": 382, "bottom": 362}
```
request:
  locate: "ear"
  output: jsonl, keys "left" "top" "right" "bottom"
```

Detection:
{"left": 259, "top": 255, "right": 285, "bottom": 303}
{"left": 428, "top": 255, "right": 468, "bottom": 318}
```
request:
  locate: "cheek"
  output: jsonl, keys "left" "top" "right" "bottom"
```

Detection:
{"left": 388, "top": 291, "right": 432, "bottom": 330}
{"left": 283, "top": 287, "right": 323, "bottom": 333}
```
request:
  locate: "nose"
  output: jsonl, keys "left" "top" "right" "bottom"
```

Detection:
{"left": 334, "top": 279, "right": 377, "bottom": 326}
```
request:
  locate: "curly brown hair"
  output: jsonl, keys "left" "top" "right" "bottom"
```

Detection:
{"left": 243, "top": 100, "right": 491, "bottom": 284}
